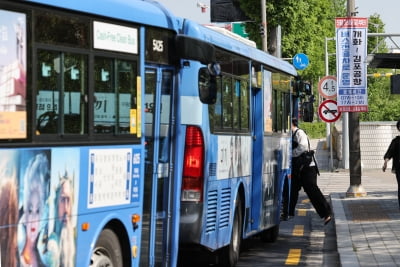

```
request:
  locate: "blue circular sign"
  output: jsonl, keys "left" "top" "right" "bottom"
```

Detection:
{"left": 293, "top": 53, "right": 309, "bottom": 70}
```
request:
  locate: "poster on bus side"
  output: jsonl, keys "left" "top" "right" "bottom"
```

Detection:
{"left": 0, "top": 10, "right": 27, "bottom": 138}
{"left": 216, "top": 136, "right": 251, "bottom": 179}
{"left": 0, "top": 148, "right": 80, "bottom": 267}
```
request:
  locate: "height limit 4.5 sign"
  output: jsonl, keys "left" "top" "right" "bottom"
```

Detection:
{"left": 318, "top": 76, "right": 337, "bottom": 99}
{"left": 318, "top": 99, "right": 341, "bottom": 123}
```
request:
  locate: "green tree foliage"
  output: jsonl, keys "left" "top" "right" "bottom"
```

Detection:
{"left": 237, "top": 2, "right": 400, "bottom": 122}
{"left": 239, "top": 0, "right": 346, "bottom": 85}
{"left": 361, "top": 75, "right": 400, "bottom": 121}
{"left": 360, "top": 14, "right": 400, "bottom": 121}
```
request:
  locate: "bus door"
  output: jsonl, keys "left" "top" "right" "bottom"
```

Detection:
{"left": 141, "top": 66, "right": 175, "bottom": 267}
{"left": 250, "top": 85, "right": 263, "bottom": 230}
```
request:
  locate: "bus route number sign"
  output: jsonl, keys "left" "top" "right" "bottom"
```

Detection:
{"left": 318, "top": 99, "right": 341, "bottom": 123}
{"left": 318, "top": 75, "right": 337, "bottom": 100}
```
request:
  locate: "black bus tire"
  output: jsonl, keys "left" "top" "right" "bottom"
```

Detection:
{"left": 90, "top": 228, "right": 123, "bottom": 267}
{"left": 219, "top": 197, "right": 242, "bottom": 267}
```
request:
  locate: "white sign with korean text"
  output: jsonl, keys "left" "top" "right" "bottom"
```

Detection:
{"left": 88, "top": 148, "right": 133, "bottom": 208}
{"left": 335, "top": 17, "right": 368, "bottom": 112}
{"left": 93, "top": 21, "right": 138, "bottom": 54}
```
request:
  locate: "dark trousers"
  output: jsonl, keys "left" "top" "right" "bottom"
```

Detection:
{"left": 396, "top": 169, "right": 400, "bottom": 209}
{"left": 281, "top": 175, "right": 289, "bottom": 217}
{"left": 288, "top": 165, "right": 331, "bottom": 218}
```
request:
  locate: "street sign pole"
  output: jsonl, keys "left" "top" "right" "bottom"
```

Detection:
{"left": 346, "top": 0, "right": 366, "bottom": 197}
{"left": 324, "top": 38, "right": 334, "bottom": 171}
{"left": 261, "top": 0, "right": 267, "bottom": 52}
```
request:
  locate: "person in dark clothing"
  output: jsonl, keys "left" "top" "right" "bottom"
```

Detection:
{"left": 288, "top": 118, "right": 332, "bottom": 225}
{"left": 280, "top": 175, "right": 290, "bottom": 221}
{"left": 382, "top": 119, "right": 400, "bottom": 209}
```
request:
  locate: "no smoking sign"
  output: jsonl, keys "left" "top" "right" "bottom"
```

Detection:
{"left": 318, "top": 99, "right": 341, "bottom": 123}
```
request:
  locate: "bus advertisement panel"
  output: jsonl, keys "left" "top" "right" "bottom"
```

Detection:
{"left": 0, "top": 146, "right": 142, "bottom": 266}
{"left": 0, "top": 9, "right": 27, "bottom": 139}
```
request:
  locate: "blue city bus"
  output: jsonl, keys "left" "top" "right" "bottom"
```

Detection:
{"left": 175, "top": 21, "right": 298, "bottom": 266}
{"left": 0, "top": 1, "right": 218, "bottom": 266}
{"left": 0, "top": 0, "right": 300, "bottom": 266}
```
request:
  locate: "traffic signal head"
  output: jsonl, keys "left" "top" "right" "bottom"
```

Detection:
{"left": 303, "top": 82, "right": 312, "bottom": 95}
{"left": 259, "top": 24, "right": 264, "bottom": 36}
{"left": 294, "top": 80, "right": 312, "bottom": 96}
{"left": 302, "top": 101, "right": 314, "bottom": 122}
{"left": 391, "top": 74, "right": 400, "bottom": 94}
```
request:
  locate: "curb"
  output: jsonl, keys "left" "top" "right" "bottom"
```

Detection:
{"left": 331, "top": 193, "right": 360, "bottom": 267}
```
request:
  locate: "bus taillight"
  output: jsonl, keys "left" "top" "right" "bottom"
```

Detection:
{"left": 181, "top": 126, "right": 204, "bottom": 202}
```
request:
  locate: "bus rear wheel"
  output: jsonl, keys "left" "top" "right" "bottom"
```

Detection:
{"left": 90, "top": 228, "right": 123, "bottom": 267}
{"left": 218, "top": 197, "right": 242, "bottom": 267}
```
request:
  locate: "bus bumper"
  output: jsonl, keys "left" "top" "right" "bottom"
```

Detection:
{"left": 179, "top": 202, "right": 203, "bottom": 243}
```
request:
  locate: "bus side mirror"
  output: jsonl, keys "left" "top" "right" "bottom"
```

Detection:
{"left": 199, "top": 67, "right": 217, "bottom": 104}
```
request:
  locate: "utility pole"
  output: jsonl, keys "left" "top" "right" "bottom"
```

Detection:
{"left": 346, "top": 0, "right": 366, "bottom": 197}
{"left": 261, "top": 0, "right": 267, "bottom": 52}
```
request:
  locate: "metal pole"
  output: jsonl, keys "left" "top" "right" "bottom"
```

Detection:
{"left": 324, "top": 37, "right": 333, "bottom": 171}
{"left": 261, "top": 0, "right": 267, "bottom": 52}
{"left": 343, "top": 113, "right": 349, "bottom": 169}
{"left": 346, "top": 0, "right": 366, "bottom": 197}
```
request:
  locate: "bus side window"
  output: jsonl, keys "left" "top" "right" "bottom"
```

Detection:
{"left": 208, "top": 76, "right": 222, "bottom": 133}
{"left": 36, "top": 50, "right": 88, "bottom": 135}
{"left": 36, "top": 50, "right": 58, "bottom": 134}
{"left": 240, "top": 80, "right": 249, "bottom": 130}
{"left": 94, "top": 57, "right": 137, "bottom": 134}
{"left": 222, "top": 76, "right": 233, "bottom": 129}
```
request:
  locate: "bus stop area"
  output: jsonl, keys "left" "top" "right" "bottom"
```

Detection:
{"left": 321, "top": 37, "right": 400, "bottom": 267}
{"left": 318, "top": 169, "right": 400, "bottom": 266}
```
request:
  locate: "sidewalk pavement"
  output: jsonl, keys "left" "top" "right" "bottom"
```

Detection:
{"left": 318, "top": 169, "right": 400, "bottom": 267}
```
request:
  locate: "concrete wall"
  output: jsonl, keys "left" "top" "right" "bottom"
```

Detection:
{"left": 331, "top": 121, "right": 398, "bottom": 169}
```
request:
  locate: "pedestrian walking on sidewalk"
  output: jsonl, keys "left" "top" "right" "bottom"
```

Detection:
{"left": 382, "top": 119, "right": 400, "bottom": 209}
{"left": 286, "top": 118, "right": 332, "bottom": 225}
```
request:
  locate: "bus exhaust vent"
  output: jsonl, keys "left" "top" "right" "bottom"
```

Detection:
{"left": 219, "top": 188, "right": 231, "bottom": 229}
{"left": 209, "top": 163, "right": 216, "bottom": 176}
{"left": 206, "top": 190, "right": 218, "bottom": 233}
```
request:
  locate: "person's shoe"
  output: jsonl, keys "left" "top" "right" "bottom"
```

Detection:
{"left": 280, "top": 214, "right": 288, "bottom": 221}
{"left": 324, "top": 215, "right": 332, "bottom": 225}
{"left": 287, "top": 215, "right": 294, "bottom": 221}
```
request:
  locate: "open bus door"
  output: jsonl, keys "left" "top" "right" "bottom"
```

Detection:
{"left": 141, "top": 66, "right": 175, "bottom": 266}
